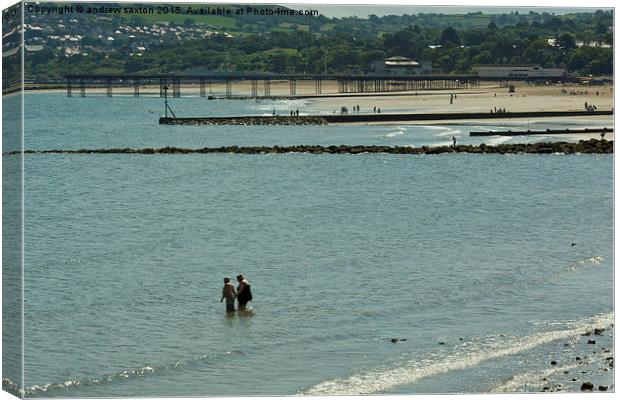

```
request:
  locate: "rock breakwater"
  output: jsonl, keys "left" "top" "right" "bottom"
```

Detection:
{"left": 160, "top": 116, "right": 328, "bottom": 125}
{"left": 5, "top": 139, "right": 612, "bottom": 156}
{"left": 3, "top": 139, "right": 614, "bottom": 155}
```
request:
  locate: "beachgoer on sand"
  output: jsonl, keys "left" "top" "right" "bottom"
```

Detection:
{"left": 220, "top": 277, "right": 237, "bottom": 312}
{"left": 236, "top": 274, "right": 253, "bottom": 311}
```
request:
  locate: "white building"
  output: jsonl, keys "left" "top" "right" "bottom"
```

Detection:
{"left": 371, "top": 56, "right": 432, "bottom": 75}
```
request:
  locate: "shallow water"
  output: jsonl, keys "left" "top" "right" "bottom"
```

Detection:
{"left": 2, "top": 93, "right": 614, "bottom": 396}
{"left": 18, "top": 93, "right": 613, "bottom": 150}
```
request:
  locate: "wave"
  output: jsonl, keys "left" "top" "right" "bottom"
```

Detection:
{"left": 485, "top": 136, "right": 512, "bottom": 146}
{"left": 14, "top": 350, "right": 239, "bottom": 396}
{"left": 298, "top": 313, "right": 613, "bottom": 395}
{"left": 491, "top": 363, "right": 578, "bottom": 392}
{"left": 566, "top": 256, "right": 605, "bottom": 272}
{"left": 2, "top": 378, "right": 23, "bottom": 397}
{"left": 434, "top": 129, "right": 462, "bottom": 137}
{"left": 384, "top": 127, "right": 407, "bottom": 138}
{"left": 422, "top": 126, "right": 452, "bottom": 131}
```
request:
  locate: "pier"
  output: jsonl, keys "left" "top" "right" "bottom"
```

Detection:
{"left": 64, "top": 73, "right": 491, "bottom": 98}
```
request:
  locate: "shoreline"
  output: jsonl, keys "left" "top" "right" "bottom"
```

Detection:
{"left": 6, "top": 82, "right": 613, "bottom": 123}
{"left": 493, "top": 323, "right": 614, "bottom": 393}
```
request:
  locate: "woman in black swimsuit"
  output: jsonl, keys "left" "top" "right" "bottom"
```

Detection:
{"left": 236, "top": 274, "right": 252, "bottom": 311}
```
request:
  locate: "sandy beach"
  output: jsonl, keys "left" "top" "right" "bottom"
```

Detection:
{"left": 27, "top": 81, "right": 614, "bottom": 113}
{"left": 308, "top": 83, "right": 613, "bottom": 113}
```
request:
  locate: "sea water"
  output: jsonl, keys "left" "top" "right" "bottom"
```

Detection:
{"left": 2, "top": 93, "right": 614, "bottom": 396}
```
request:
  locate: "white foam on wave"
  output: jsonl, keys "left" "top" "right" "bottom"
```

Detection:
{"left": 19, "top": 349, "right": 226, "bottom": 396}
{"left": 299, "top": 313, "right": 613, "bottom": 395}
{"left": 566, "top": 256, "right": 605, "bottom": 272}
{"left": 491, "top": 363, "right": 578, "bottom": 392}
{"left": 434, "top": 129, "right": 462, "bottom": 137}
{"left": 485, "top": 136, "right": 512, "bottom": 146}
{"left": 384, "top": 128, "right": 406, "bottom": 138}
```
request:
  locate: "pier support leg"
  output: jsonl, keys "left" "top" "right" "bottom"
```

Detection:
{"left": 173, "top": 77, "right": 181, "bottom": 98}
{"left": 134, "top": 78, "right": 140, "bottom": 97}
{"left": 251, "top": 80, "right": 257, "bottom": 97}
{"left": 106, "top": 79, "right": 112, "bottom": 97}
{"left": 160, "top": 79, "right": 167, "bottom": 98}
{"left": 226, "top": 79, "right": 232, "bottom": 98}
{"left": 200, "top": 78, "right": 206, "bottom": 98}
{"left": 315, "top": 79, "right": 322, "bottom": 94}
{"left": 80, "top": 78, "right": 85, "bottom": 97}
{"left": 289, "top": 79, "right": 296, "bottom": 96}
{"left": 264, "top": 80, "right": 271, "bottom": 97}
{"left": 67, "top": 78, "right": 72, "bottom": 97}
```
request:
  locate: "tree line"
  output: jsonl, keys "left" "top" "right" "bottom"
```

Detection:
{"left": 22, "top": 10, "right": 613, "bottom": 81}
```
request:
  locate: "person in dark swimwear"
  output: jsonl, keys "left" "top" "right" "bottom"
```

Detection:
{"left": 236, "top": 274, "right": 253, "bottom": 311}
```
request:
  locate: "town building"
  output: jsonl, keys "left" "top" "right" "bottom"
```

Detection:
{"left": 472, "top": 66, "right": 566, "bottom": 79}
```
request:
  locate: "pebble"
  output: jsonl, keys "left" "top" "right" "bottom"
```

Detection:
{"left": 581, "top": 382, "right": 594, "bottom": 391}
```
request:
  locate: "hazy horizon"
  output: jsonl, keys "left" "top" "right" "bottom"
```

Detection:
{"left": 286, "top": 5, "right": 612, "bottom": 18}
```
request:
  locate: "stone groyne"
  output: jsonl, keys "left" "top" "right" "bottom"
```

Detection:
{"left": 160, "top": 116, "right": 328, "bottom": 126}
{"left": 6, "top": 139, "right": 612, "bottom": 156}
{"left": 470, "top": 127, "right": 613, "bottom": 136}
{"left": 159, "top": 110, "right": 613, "bottom": 126}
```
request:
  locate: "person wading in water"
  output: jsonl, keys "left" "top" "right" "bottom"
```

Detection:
{"left": 236, "top": 274, "right": 253, "bottom": 311}
{"left": 220, "top": 277, "right": 237, "bottom": 313}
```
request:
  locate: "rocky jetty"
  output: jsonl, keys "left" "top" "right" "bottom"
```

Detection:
{"left": 160, "top": 116, "right": 328, "bottom": 125}
{"left": 159, "top": 110, "right": 613, "bottom": 126}
{"left": 7, "top": 139, "right": 612, "bottom": 156}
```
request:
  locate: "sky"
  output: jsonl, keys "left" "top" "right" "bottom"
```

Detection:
{"left": 306, "top": 5, "right": 612, "bottom": 18}
{"left": 0, "top": 0, "right": 611, "bottom": 17}
{"left": 279, "top": 0, "right": 614, "bottom": 18}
